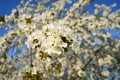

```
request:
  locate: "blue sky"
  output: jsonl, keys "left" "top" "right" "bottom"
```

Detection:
{"left": 0, "top": 0, "right": 120, "bottom": 16}
{"left": 0, "top": 0, "right": 20, "bottom": 16}
{"left": 0, "top": 0, "right": 120, "bottom": 38}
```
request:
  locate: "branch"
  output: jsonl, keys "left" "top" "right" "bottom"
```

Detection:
{"left": 82, "top": 57, "right": 93, "bottom": 71}
{"left": 29, "top": 48, "right": 33, "bottom": 67}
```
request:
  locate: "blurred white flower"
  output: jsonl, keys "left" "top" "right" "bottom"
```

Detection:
{"left": 101, "top": 71, "right": 110, "bottom": 77}
{"left": 98, "top": 58, "right": 104, "bottom": 66}
{"left": 98, "top": 55, "right": 113, "bottom": 66}
{"left": 77, "top": 70, "right": 86, "bottom": 77}
{"left": 0, "top": 37, "right": 6, "bottom": 47}
{"left": 104, "top": 55, "right": 113, "bottom": 65}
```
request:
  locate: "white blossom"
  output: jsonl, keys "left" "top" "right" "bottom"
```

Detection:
{"left": 101, "top": 71, "right": 110, "bottom": 77}
{"left": 77, "top": 70, "right": 87, "bottom": 77}
{"left": 0, "top": 0, "right": 119, "bottom": 79}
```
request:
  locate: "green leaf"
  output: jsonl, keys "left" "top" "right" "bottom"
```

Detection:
{"left": 61, "top": 36, "right": 73, "bottom": 46}
{"left": 14, "top": 11, "right": 19, "bottom": 18}
{"left": 0, "top": 16, "right": 5, "bottom": 22}
{"left": 26, "top": 18, "right": 32, "bottom": 24}
{"left": 32, "top": 39, "right": 39, "bottom": 44}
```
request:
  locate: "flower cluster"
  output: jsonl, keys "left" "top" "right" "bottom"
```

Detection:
{"left": 26, "top": 22, "right": 75, "bottom": 56}
{"left": 0, "top": 0, "right": 120, "bottom": 80}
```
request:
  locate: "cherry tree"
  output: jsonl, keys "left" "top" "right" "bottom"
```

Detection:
{"left": 0, "top": 0, "right": 120, "bottom": 80}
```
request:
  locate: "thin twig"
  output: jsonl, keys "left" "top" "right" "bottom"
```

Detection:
{"left": 29, "top": 48, "right": 33, "bottom": 67}
{"left": 82, "top": 57, "right": 93, "bottom": 71}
